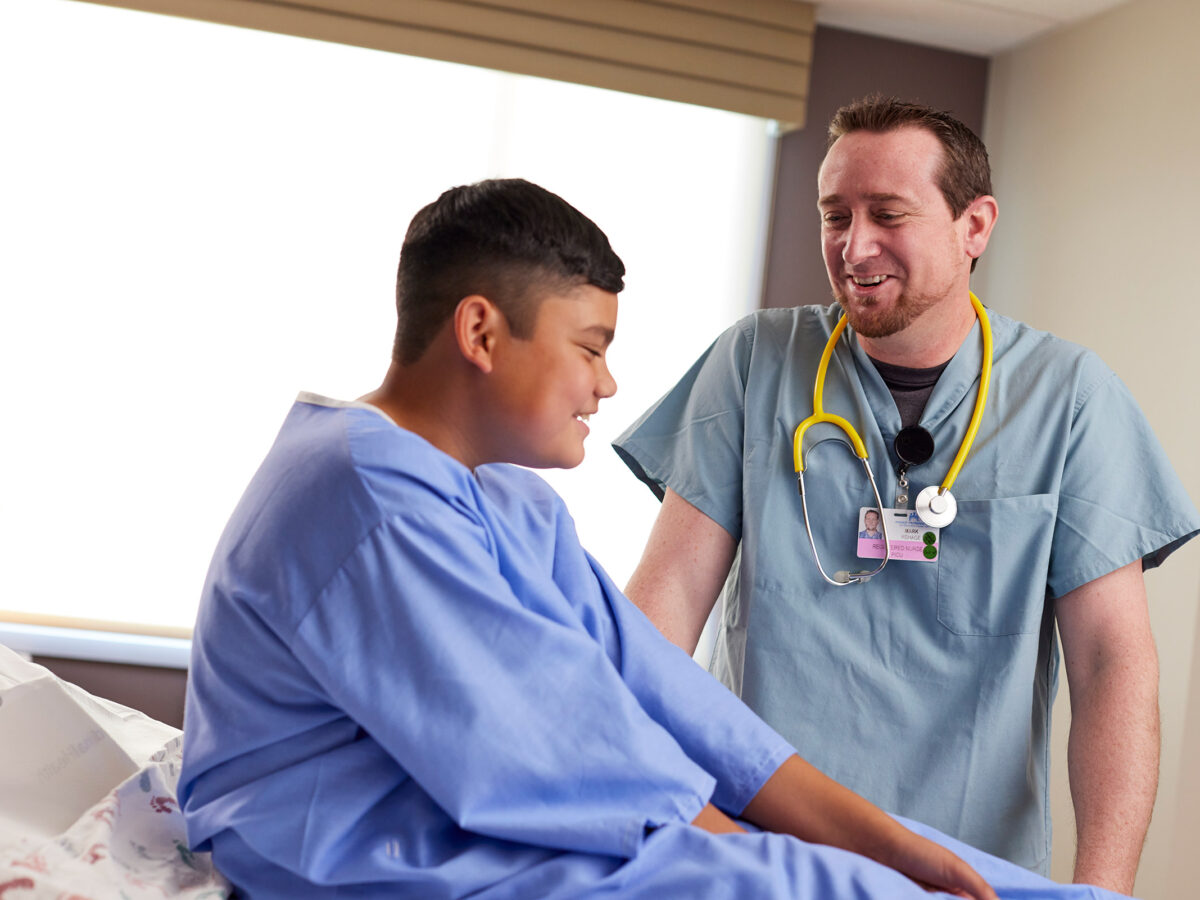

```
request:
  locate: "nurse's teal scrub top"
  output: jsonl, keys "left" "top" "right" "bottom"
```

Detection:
{"left": 615, "top": 304, "right": 1200, "bottom": 872}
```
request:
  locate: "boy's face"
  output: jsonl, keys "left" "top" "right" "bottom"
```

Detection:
{"left": 488, "top": 283, "right": 618, "bottom": 469}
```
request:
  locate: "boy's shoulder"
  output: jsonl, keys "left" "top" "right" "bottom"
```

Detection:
{"left": 204, "top": 395, "right": 499, "bottom": 628}
{"left": 216, "top": 396, "right": 582, "bottom": 593}
{"left": 251, "top": 397, "right": 575, "bottom": 544}
{"left": 473, "top": 463, "right": 573, "bottom": 538}
{"left": 215, "top": 395, "right": 476, "bottom": 571}
{"left": 286, "top": 393, "right": 483, "bottom": 507}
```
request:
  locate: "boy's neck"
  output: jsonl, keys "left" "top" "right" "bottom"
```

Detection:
{"left": 360, "top": 359, "right": 484, "bottom": 470}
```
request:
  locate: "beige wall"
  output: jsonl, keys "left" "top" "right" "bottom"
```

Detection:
{"left": 976, "top": 0, "right": 1200, "bottom": 895}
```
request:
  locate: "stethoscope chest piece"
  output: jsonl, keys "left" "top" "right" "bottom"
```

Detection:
{"left": 915, "top": 484, "right": 957, "bottom": 528}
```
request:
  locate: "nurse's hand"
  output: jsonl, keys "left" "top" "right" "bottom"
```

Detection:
{"left": 741, "top": 755, "right": 998, "bottom": 900}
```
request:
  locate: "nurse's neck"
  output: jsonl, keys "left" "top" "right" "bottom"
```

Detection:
{"left": 854, "top": 293, "right": 977, "bottom": 369}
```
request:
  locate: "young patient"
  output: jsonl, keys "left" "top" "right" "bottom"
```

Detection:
{"left": 180, "top": 179, "right": 1124, "bottom": 899}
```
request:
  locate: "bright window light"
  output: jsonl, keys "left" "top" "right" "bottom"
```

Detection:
{"left": 0, "top": 0, "right": 775, "bottom": 634}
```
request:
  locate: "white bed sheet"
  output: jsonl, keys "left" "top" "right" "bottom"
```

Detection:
{"left": 0, "top": 644, "right": 229, "bottom": 898}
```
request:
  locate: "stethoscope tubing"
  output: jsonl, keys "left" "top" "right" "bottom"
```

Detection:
{"left": 792, "top": 294, "right": 992, "bottom": 585}
{"left": 938, "top": 294, "right": 992, "bottom": 496}
{"left": 797, "top": 446, "right": 890, "bottom": 585}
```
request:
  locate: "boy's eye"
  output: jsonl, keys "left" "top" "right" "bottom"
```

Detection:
{"left": 581, "top": 346, "right": 602, "bottom": 358}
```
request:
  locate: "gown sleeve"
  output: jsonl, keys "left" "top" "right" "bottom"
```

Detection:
{"left": 288, "top": 497, "right": 716, "bottom": 861}
{"left": 585, "top": 552, "right": 796, "bottom": 816}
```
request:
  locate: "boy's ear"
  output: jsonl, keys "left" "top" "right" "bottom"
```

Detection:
{"left": 454, "top": 295, "right": 506, "bottom": 374}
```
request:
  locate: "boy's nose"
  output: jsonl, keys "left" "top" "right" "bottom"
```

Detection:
{"left": 597, "top": 362, "right": 617, "bottom": 399}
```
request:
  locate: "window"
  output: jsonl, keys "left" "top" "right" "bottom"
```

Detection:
{"left": 0, "top": 0, "right": 775, "bottom": 637}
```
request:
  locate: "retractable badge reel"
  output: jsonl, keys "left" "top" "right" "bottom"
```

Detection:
{"left": 893, "top": 425, "right": 933, "bottom": 506}
{"left": 894, "top": 423, "right": 957, "bottom": 528}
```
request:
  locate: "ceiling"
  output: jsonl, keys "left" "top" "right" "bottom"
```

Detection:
{"left": 813, "top": 0, "right": 1133, "bottom": 56}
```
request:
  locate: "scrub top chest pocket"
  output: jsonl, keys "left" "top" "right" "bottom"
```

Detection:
{"left": 935, "top": 493, "right": 1057, "bottom": 636}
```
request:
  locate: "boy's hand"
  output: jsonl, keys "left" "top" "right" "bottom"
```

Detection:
{"left": 741, "top": 755, "right": 998, "bottom": 900}
{"left": 874, "top": 833, "right": 998, "bottom": 899}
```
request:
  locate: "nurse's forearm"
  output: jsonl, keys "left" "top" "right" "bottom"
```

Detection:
{"left": 741, "top": 755, "right": 997, "bottom": 900}
{"left": 1065, "top": 639, "right": 1159, "bottom": 892}
{"left": 1057, "top": 561, "right": 1159, "bottom": 894}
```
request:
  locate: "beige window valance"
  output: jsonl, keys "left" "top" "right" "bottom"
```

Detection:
{"left": 78, "top": 0, "right": 815, "bottom": 127}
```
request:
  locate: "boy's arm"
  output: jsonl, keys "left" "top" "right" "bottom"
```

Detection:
{"left": 603, "top": 582, "right": 995, "bottom": 899}
{"left": 690, "top": 803, "right": 746, "bottom": 834}
{"left": 742, "top": 755, "right": 998, "bottom": 900}
{"left": 294, "top": 507, "right": 718, "bottom": 861}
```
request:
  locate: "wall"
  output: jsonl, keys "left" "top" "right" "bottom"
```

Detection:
{"left": 977, "top": 0, "right": 1200, "bottom": 895}
{"left": 762, "top": 26, "right": 988, "bottom": 310}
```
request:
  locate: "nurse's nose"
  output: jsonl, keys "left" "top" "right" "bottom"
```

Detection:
{"left": 842, "top": 218, "right": 882, "bottom": 265}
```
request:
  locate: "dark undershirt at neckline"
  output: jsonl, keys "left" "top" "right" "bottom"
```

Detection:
{"left": 868, "top": 356, "right": 950, "bottom": 429}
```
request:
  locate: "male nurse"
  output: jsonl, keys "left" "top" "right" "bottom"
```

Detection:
{"left": 614, "top": 95, "right": 1200, "bottom": 895}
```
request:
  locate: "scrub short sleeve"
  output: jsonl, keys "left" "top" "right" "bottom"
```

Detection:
{"left": 1048, "top": 369, "right": 1200, "bottom": 597}
{"left": 613, "top": 319, "right": 754, "bottom": 541}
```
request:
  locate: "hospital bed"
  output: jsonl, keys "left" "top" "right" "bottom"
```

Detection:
{"left": 0, "top": 643, "right": 230, "bottom": 898}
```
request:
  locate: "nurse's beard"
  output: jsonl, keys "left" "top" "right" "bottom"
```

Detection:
{"left": 833, "top": 287, "right": 939, "bottom": 339}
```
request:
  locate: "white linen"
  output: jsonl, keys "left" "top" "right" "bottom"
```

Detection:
{"left": 0, "top": 644, "right": 229, "bottom": 897}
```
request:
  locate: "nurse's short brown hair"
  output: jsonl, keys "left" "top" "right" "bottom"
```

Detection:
{"left": 827, "top": 94, "right": 992, "bottom": 220}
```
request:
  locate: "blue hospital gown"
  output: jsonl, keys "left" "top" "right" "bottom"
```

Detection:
{"left": 181, "top": 393, "right": 1132, "bottom": 898}
{"left": 614, "top": 304, "right": 1200, "bottom": 873}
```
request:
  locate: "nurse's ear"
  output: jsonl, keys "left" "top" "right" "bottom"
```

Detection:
{"left": 962, "top": 194, "right": 998, "bottom": 262}
{"left": 454, "top": 294, "right": 507, "bottom": 375}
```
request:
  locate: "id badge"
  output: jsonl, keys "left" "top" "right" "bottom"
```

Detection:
{"left": 857, "top": 507, "right": 940, "bottom": 562}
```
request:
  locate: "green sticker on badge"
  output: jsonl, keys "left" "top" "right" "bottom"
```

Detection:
{"left": 922, "top": 532, "right": 936, "bottom": 545}
{"left": 923, "top": 545, "right": 938, "bottom": 559}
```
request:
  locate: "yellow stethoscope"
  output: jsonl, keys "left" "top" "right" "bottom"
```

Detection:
{"left": 792, "top": 293, "right": 992, "bottom": 586}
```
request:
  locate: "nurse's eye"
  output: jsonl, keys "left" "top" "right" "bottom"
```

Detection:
{"left": 821, "top": 212, "right": 848, "bottom": 227}
{"left": 875, "top": 211, "right": 904, "bottom": 224}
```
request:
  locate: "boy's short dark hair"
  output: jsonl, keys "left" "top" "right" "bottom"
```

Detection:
{"left": 393, "top": 179, "right": 626, "bottom": 364}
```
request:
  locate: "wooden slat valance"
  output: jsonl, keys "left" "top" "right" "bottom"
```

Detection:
{"left": 78, "top": 0, "right": 815, "bottom": 127}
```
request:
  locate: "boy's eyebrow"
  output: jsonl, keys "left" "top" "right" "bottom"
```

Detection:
{"left": 582, "top": 324, "right": 615, "bottom": 346}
